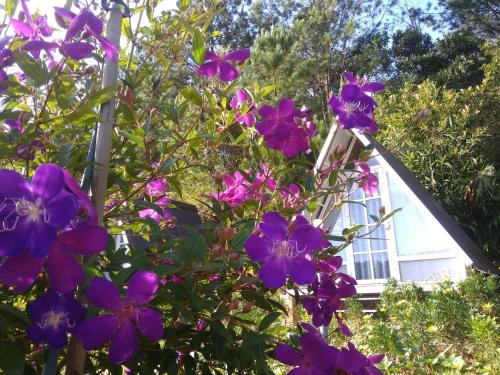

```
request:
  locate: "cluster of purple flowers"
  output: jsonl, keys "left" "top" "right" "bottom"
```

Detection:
{"left": 196, "top": 48, "right": 318, "bottom": 158}
{"left": 137, "top": 178, "right": 175, "bottom": 224}
{"left": 0, "top": 165, "right": 163, "bottom": 364}
{"left": 328, "top": 72, "right": 385, "bottom": 133}
{"left": 212, "top": 164, "right": 277, "bottom": 207}
{"left": 196, "top": 49, "right": 250, "bottom": 82}
{"left": 275, "top": 323, "right": 384, "bottom": 375}
{"left": 8, "top": 1, "right": 118, "bottom": 63}
{"left": 302, "top": 256, "right": 357, "bottom": 333}
{"left": 0, "top": 164, "right": 107, "bottom": 293}
{"left": 256, "top": 99, "right": 317, "bottom": 157}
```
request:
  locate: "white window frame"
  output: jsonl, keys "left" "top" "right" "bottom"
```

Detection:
{"left": 337, "top": 164, "right": 401, "bottom": 283}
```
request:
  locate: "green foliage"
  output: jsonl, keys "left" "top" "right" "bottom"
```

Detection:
{"left": 376, "top": 44, "right": 500, "bottom": 260}
{"left": 342, "top": 272, "right": 500, "bottom": 374}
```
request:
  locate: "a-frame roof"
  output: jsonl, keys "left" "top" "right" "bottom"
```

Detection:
{"left": 314, "top": 125, "right": 497, "bottom": 275}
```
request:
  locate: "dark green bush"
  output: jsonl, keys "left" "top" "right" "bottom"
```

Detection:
{"left": 343, "top": 271, "right": 500, "bottom": 374}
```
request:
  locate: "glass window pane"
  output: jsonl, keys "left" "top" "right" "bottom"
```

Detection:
{"left": 349, "top": 203, "right": 367, "bottom": 226}
{"left": 387, "top": 173, "right": 451, "bottom": 255}
{"left": 372, "top": 252, "right": 390, "bottom": 279}
{"left": 370, "top": 225, "right": 387, "bottom": 250}
{"left": 366, "top": 198, "right": 382, "bottom": 222}
{"left": 339, "top": 265, "right": 348, "bottom": 274}
{"left": 350, "top": 186, "right": 364, "bottom": 201}
{"left": 354, "top": 254, "right": 372, "bottom": 280}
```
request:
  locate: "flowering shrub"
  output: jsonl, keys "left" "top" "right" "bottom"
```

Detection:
{"left": 0, "top": 1, "right": 390, "bottom": 373}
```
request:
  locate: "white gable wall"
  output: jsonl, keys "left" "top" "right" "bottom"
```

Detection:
{"left": 315, "top": 127, "right": 472, "bottom": 293}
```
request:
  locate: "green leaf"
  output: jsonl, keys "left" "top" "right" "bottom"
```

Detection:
{"left": 342, "top": 224, "right": 364, "bottom": 235}
{"left": 258, "top": 311, "right": 281, "bottom": 331}
{"left": 0, "top": 303, "right": 28, "bottom": 323}
{"left": 13, "top": 51, "right": 49, "bottom": 86}
{"left": 146, "top": 0, "right": 154, "bottom": 23}
{"left": 192, "top": 28, "right": 205, "bottom": 65}
{"left": 5, "top": 0, "right": 18, "bottom": 17}
{"left": 180, "top": 87, "right": 202, "bottom": 106}
{"left": 178, "top": 0, "right": 190, "bottom": 11}
{"left": 323, "top": 234, "right": 346, "bottom": 242}
{"left": 240, "top": 291, "right": 274, "bottom": 312}
{"left": 259, "top": 84, "right": 276, "bottom": 98}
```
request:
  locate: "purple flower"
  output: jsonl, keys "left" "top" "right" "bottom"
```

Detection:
{"left": 328, "top": 85, "right": 378, "bottom": 133}
{"left": 0, "top": 168, "right": 108, "bottom": 293}
{"left": 74, "top": 271, "right": 164, "bottom": 364}
{"left": 302, "top": 257, "right": 357, "bottom": 328}
{"left": 138, "top": 197, "right": 173, "bottom": 224}
{"left": 0, "top": 225, "right": 107, "bottom": 293}
{"left": 275, "top": 323, "right": 338, "bottom": 374}
{"left": 196, "top": 49, "right": 250, "bottom": 82}
{"left": 0, "top": 164, "right": 78, "bottom": 257}
{"left": 244, "top": 212, "right": 323, "bottom": 288}
{"left": 279, "top": 183, "right": 303, "bottom": 209}
{"left": 27, "top": 290, "right": 85, "bottom": 348}
{"left": 54, "top": 7, "right": 119, "bottom": 61}
{"left": 230, "top": 88, "right": 256, "bottom": 126}
{"left": 343, "top": 71, "right": 385, "bottom": 95}
{"left": 10, "top": 0, "right": 57, "bottom": 59}
{"left": 256, "top": 98, "right": 313, "bottom": 157}
{"left": 144, "top": 178, "right": 169, "bottom": 197}
{"left": 337, "top": 342, "right": 384, "bottom": 375}
{"left": 356, "top": 162, "right": 379, "bottom": 196}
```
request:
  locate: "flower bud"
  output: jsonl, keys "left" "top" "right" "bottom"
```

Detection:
{"left": 84, "top": 65, "right": 96, "bottom": 75}
{"left": 228, "top": 300, "right": 239, "bottom": 311}
{"left": 242, "top": 302, "right": 254, "bottom": 313}
{"left": 150, "top": 107, "right": 159, "bottom": 117}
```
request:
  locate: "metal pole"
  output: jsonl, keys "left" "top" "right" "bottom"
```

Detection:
{"left": 65, "top": 5, "right": 122, "bottom": 374}
{"left": 92, "top": 3, "right": 123, "bottom": 223}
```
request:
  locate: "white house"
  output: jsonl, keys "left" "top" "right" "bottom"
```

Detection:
{"left": 312, "top": 125, "right": 496, "bottom": 294}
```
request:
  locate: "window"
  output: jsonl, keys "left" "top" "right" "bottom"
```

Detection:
{"left": 348, "top": 172, "right": 391, "bottom": 281}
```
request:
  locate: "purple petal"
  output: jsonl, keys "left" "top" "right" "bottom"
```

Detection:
{"left": 75, "top": 315, "right": 118, "bottom": 350}
{"left": 258, "top": 105, "right": 278, "bottom": 119}
{"left": 65, "top": 11, "right": 87, "bottom": 40}
{"left": 54, "top": 7, "right": 77, "bottom": 22}
{"left": 29, "top": 222, "right": 57, "bottom": 257}
{"left": 205, "top": 51, "right": 218, "bottom": 61}
{"left": 94, "top": 34, "right": 119, "bottom": 62}
{"left": 27, "top": 322, "right": 68, "bottom": 348}
{"left": 224, "top": 49, "right": 250, "bottom": 64}
{"left": 86, "top": 277, "right": 122, "bottom": 311}
{"left": 277, "top": 98, "right": 295, "bottom": 117}
{"left": 84, "top": 9, "right": 104, "bottom": 35}
{"left": 0, "top": 169, "right": 31, "bottom": 199}
{"left": 32, "top": 164, "right": 64, "bottom": 202}
{"left": 57, "top": 226, "right": 107, "bottom": 255}
{"left": 20, "top": 0, "right": 32, "bottom": 23}
{"left": 369, "top": 354, "right": 385, "bottom": 364}
{"left": 218, "top": 61, "right": 238, "bottom": 81}
{"left": 62, "top": 168, "right": 97, "bottom": 226}
{"left": 362, "top": 82, "right": 385, "bottom": 93}
{"left": 22, "top": 41, "right": 58, "bottom": 56}
{"left": 109, "top": 319, "right": 138, "bottom": 364}
{"left": 10, "top": 19, "right": 33, "bottom": 37}
{"left": 135, "top": 307, "right": 164, "bottom": 341}
{"left": 47, "top": 244, "right": 84, "bottom": 293}
{"left": 342, "top": 71, "right": 356, "bottom": 83}
{"left": 234, "top": 88, "right": 248, "bottom": 104}
{"left": 259, "top": 257, "right": 286, "bottom": 288}
{"left": 259, "top": 212, "right": 288, "bottom": 241}
{"left": 127, "top": 270, "right": 159, "bottom": 305}
{"left": 244, "top": 234, "right": 272, "bottom": 262}
{"left": 45, "top": 190, "right": 78, "bottom": 228}
{"left": 289, "top": 225, "right": 323, "bottom": 253}
{"left": 243, "top": 113, "right": 256, "bottom": 126}
{"left": 327, "top": 95, "right": 344, "bottom": 114}
{"left": 62, "top": 42, "right": 95, "bottom": 60}
{"left": 0, "top": 250, "right": 43, "bottom": 292}
{"left": 340, "top": 84, "right": 363, "bottom": 102}
{"left": 287, "top": 257, "right": 316, "bottom": 285}
{"left": 275, "top": 343, "right": 302, "bottom": 366}
{"left": 196, "top": 60, "right": 219, "bottom": 77}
